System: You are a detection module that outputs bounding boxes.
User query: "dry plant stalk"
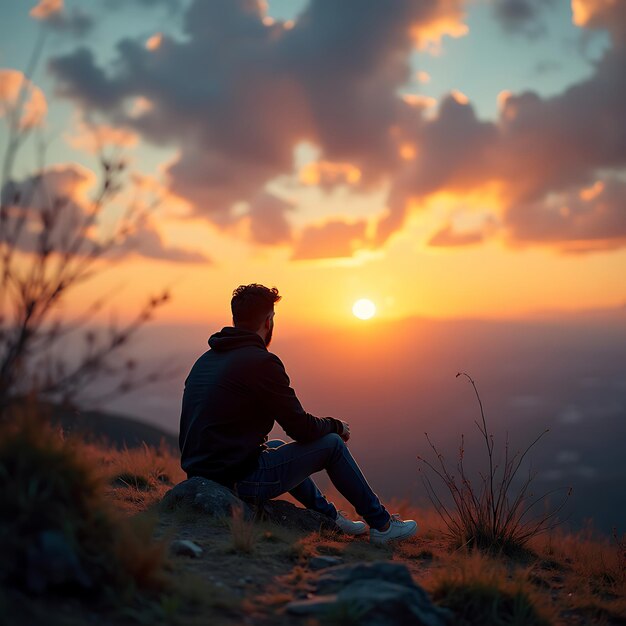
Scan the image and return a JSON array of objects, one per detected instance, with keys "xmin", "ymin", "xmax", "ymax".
[
  {"xmin": 418, "ymin": 372, "xmax": 571, "ymax": 554},
  {"xmin": 229, "ymin": 503, "xmax": 257, "ymax": 554},
  {"xmin": 0, "ymin": 41, "xmax": 175, "ymax": 414}
]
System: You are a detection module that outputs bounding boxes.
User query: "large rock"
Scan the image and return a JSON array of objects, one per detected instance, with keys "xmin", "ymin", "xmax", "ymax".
[
  {"xmin": 161, "ymin": 477, "xmax": 250, "ymax": 517},
  {"xmin": 287, "ymin": 561, "xmax": 452, "ymax": 626},
  {"xmin": 257, "ymin": 499, "xmax": 340, "ymax": 533},
  {"xmin": 161, "ymin": 479, "xmax": 340, "ymax": 532}
]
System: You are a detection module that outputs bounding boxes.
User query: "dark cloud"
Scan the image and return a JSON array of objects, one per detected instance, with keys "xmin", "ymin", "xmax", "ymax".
[
  {"xmin": 504, "ymin": 177, "xmax": 626, "ymax": 253},
  {"xmin": 1, "ymin": 167, "xmax": 92, "ymax": 256},
  {"xmin": 45, "ymin": 7, "xmax": 94, "ymax": 37},
  {"xmin": 104, "ymin": 0, "xmax": 182, "ymax": 13},
  {"xmin": 376, "ymin": 94, "xmax": 497, "ymax": 245},
  {"xmin": 114, "ymin": 214, "xmax": 211, "ymax": 263},
  {"xmin": 1, "ymin": 166, "xmax": 210, "ymax": 264},
  {"xmin": 248, "ymin": 191, "xmax": 293, "ymax": 245},
  {"xmin": 376, "ymin": 36, "xmax": 626, "ymax": 252},
  {"xmin": 48, "ymin": 0, "xmax": 466, "ymax": 243},
  {"xmin": 47, "ymin": 0, "xmax": 626, "ymax": 258},
  {"xmin": 491, "ymin": 0, "xmax": 556, "ymax": 38},
  {"xmin": 572, "ymin": 0, "xmax": 626, "ymax": 45},
  {"xmin": 291, "ymin": 219, "xmax": 367, "ymax": 260}
]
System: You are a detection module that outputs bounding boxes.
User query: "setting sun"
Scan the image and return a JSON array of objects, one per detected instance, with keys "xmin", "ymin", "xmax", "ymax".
[{"xmin": 352, "ymin": 298, "xmax": 376, "ymax": 320}]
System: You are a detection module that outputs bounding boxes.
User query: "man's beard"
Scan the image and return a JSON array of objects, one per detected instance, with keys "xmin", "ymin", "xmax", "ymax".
[{"xmin": 264, "ymin": 321, "xmax": 273, "ymax": 347}]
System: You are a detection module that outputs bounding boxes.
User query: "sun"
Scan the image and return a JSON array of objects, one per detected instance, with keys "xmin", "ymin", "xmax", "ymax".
[{"xmin": 352, "ymin": 298, "xmax": 376, "ymax": 320}]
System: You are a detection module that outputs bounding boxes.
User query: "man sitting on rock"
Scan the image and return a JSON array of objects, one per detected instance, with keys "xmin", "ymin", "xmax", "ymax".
[{"xmin": 179, "ymin": 283, "xmax": 417, "ymax": 544}]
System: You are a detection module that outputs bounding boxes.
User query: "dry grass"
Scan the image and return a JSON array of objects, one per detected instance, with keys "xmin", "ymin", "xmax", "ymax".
[
  {"xmin": 428, "ymin": 550, "xmax": 554, "ymax": 626},
  {"xmin": 6, "ymin": 409, "xmax": 623, "ymax": 626},
  {"xmin": 0, "ymin": 406, "xmax": 173, "ymax": 626},
  {"xmin": 229, "ymin": 503, "xmax": 257, "ymax": 553},
  {"xmin": 529, "ymin": 528, "xmax": 626, "ymax": 622},
  {"xmin": 81, "ymin": 437, "xmax": 185, "ymax": 514}
]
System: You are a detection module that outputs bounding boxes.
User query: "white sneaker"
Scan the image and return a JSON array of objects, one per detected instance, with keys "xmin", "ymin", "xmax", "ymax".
[
  {"xmin": 369, "ymin": 514, "xmax": 418, "ymax": 545},
  {"xmin": 334, "ymin": 510, "xmax": 368, "ymax": 535}
]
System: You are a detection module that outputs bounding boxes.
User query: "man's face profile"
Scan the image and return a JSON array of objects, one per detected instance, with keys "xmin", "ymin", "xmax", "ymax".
[{"xmin": 264, "ymin": 311, "xmax": 275, "ymax": 347}]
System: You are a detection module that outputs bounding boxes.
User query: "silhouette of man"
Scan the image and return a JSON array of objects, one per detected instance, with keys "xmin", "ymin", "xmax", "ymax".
[{"xmin": 179, "ymin": 284, "xmax": 417, "ymax": 543}]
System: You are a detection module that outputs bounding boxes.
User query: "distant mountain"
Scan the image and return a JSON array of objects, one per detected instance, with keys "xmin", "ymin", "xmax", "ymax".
[{"xmin": 48, "ymin": 403, "xmax": 178, "ymax": 451}]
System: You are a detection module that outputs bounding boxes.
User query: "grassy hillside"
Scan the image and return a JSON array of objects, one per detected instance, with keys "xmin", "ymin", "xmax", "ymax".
[
  {"xmin": 1, "ymin": 411, "xmax": 624, "ymax": 626},
  {"xmin": 47, "ymin": 402, "xmax": 178, "ymax": 450}
]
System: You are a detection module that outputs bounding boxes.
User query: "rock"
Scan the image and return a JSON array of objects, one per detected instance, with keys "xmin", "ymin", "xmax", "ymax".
[
  {"xmin": 256, "ymin": 499, "xmax": 340, "ymax": 533},
  {"xmin": 286, "ymin": 594, "xmax": 338, "ymax": 616},
  {"xmin": 287, "ymin": 560, "xmax": 452, "ymax": 626},
  {"xmin": 335, "ymin": 579, "xmax": 451, "ymax": 626},
  {"xmin": 161, "ymin": 477, "xmax": 250, "ymax": 518},
  {"xmin": 315, "ymin": 561, "xmax": 415, "ymax": 594},
  {"xmin": 170, "ymin": 539, "xmax": 203, "ymax": 558},
  {"xmin": 309, "ymin": 555, "xmax": 344, "ymax": 571},
  {"xmin": 161, "ymin": 480, "xmax": 342, "ymax": 532}
]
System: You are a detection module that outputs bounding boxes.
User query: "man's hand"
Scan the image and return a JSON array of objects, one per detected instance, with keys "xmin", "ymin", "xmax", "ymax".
[{"xmin": 339, "ymin": 420, "xmax": 350, "ymax": 442}]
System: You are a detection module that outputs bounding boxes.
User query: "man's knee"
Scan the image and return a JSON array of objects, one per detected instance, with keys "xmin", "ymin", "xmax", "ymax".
[
  {"xmin": 320, "ymin": 432, "xmax": 345, "ymax": 450},
  {"xmin": 266, "ymin": 438, "xmax": 286, "ymax": 449}
]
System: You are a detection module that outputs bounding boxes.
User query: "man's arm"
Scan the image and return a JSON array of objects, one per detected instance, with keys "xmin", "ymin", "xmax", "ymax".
[{"xmin": 256, "ymin": 353, "xmax": 344, "ymax": 442}]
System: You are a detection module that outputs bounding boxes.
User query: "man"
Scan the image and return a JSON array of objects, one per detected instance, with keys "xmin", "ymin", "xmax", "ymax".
[{"xmin": 179, "ymin": 284, "xmax": 417, "ymax": 544}]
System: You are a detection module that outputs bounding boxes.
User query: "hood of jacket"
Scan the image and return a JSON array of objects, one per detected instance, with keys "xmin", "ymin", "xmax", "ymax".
[{"xmin": 208, "ymin": 326, "xmax": 266, "ymax": 352}]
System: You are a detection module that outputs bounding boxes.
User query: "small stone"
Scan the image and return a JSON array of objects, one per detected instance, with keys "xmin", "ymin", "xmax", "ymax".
[
  {"xmin": 170, "ymin": 539, "xmax": 203, "ymax": 558},
  {"xmin": 309, "ymin": 555, "xmax": 344, "ymax": 571},
  {"xmin": 286, "ymin": 594, "xmax": 338, "ymax": 615}
]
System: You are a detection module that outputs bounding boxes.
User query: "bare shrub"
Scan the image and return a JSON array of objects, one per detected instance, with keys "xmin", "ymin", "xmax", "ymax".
[
  {"xmin": 0, "ymin": 400, "xmax": 169, "ymax": 596},
  {"xmin": 418, "ymin": 372, "xmax": 570, "ymax": 554},
  {"xmin": 0, "ymin": 44, "xmax": 175, "ymax": 415}
]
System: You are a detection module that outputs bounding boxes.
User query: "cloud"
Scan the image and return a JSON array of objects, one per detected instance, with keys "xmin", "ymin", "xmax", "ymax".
[
  {"xmin": 65, "ymin": 118, "xmax": 139, "ymax": 153},
  {"xmin": 30, "ymin": 0, "xmax": 63, "ymax": 20},
  {"xmin": 0, "ymin": 165, "xmax": 99, "ymax": 256},
  {"xmin": 0, "ymin": 70, "xmax": 47, "ymax": 129},
  {"xmin": 504, "ymin": 178, "xmax": 626, "ymax": 253},
  {"xmin": 247, "ymin": 191, "xmax": 293, "ymax": 245},
  {"xmin": 114, "ymin": 214, "xmax": 211, "ymax": 263},
  {"xmin": 46, "ymin": 0, "xmax": 626, "ymax": 258},
  {"xmin": 104, "ymin": 0, "xmax": 182, "ymax": 13},
  {"xmin": 428, "ymin": 223, "xmax": 484, "ymax": 247},
  {"xmin": 491, "ymin": 0, "xmax": 556, "ymax": 38},
  {"xmin": 376, "ymin": 95, "xmax": 497, "ymax": 245},
  {"xmin": 291, "ymin": 219, "xmax": 367, "ymax": 260},
  {"xmin": 298, "ymin": 160, "xmax": 362, "ymax": 189},
  {"xmin": 375, "ymin": 33, "xmax": 626, "ymax": 253},
  {"xmin": 30, "ymin": 0, "xmax": 93, "ymax": 37},
  {"xmin": 1, "ymin": 165, "xmax": 210, "ymax": 264},
  {"xmin": 46, "ymin": 8, "xmax": 93, "ymax": 37},
  {"xmin": 48, "ymin": 0, "xmax": 468, "ymax": 239},
  {"xmin": 572, "ymin": 0, "xmax": 626, "ymax": 44}
]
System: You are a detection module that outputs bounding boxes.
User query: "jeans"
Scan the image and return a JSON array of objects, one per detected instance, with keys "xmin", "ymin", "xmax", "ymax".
[{"xmin": 233, "ymin": 433, "xmax": 390, "ymax": 530}]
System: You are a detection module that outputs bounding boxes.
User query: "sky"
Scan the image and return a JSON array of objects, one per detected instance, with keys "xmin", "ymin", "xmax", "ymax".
[
  {"xmin": 1, "ymin": 0, "xmax": 625, "ymax": 328},
  {"xmin": 2, "ymin": 0, "xmax": 625, "ymax": 533}
]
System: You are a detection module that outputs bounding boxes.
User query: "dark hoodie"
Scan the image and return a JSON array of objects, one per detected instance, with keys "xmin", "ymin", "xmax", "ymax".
[{"xmin": 179, "ymin": 327, "xmax": 342, "ymax": 486}]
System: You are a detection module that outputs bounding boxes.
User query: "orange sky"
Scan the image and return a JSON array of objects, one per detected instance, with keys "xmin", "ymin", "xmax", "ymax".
[{"xmin": 2, "ymin": 0, "xmax": 626, "ymax": 328}]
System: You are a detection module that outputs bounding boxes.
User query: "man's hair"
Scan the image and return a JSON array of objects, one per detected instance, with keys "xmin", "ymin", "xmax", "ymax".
[{"xmin": 231, "ymin": 284, "xmax": 281, "ymax": 330}]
